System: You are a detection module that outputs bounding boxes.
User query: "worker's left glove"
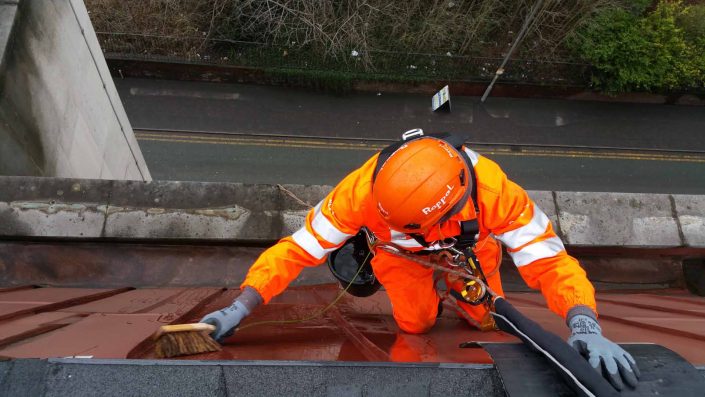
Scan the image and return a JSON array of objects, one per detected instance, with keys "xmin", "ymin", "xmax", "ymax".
[{"xmin": 567, "ymin": 308, "xmax": 640, "ymax": 391}]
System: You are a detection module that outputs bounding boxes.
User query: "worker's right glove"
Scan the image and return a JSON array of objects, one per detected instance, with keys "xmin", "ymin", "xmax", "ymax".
[
  {"xmin": 200, "ymin": 301, "xmax": 249, "ymax": 342},
  {"xmin": 567, "ymin": 307, "xmax": 640, "ymax": 391},
  {"xmin": 200, "ymin": 286, "xmax": 262, "ymax": 342}
]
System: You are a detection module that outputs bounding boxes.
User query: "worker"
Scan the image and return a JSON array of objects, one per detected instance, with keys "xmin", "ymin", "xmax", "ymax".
[{"xmin": 201, "ymin": 130, "xmax": 640, "ymax": 390}]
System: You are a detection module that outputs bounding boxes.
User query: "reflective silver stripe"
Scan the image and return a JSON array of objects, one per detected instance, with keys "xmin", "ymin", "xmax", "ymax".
[
  {"xmin": 391, "ymin": 238, "xmax": 425, "ymax": 249},
  {"xmin": 389, "ymin": 230, "xmax": 451, "ymax": 250},
  {"xmin": 390, "ymin": 230, "xmax": 424, "ymax": 249},
  {"xmin": 311, "ymin": 202, "xmax": 352, "ymax": 245},
  {"xmin": 292, "ymin": 227, "xmax": 335, "ymax": 260},
  {"xmin": 463, "ymin": 147, "xmax": 480, "ymax": 166},
  {"xmin": 390, "ymin": 238, "xmax": 445, "ymax": 251},
  {"xmin": 426, "ymin": 242, "xmax": 447, "ymax": 251},
  {"xmin": 390, "ymin": 230, "xmax": 406, "ymax": 240},
  {"xmin": 510, "ymin": 237, "xmax": 565, "ymax": 267},
  {"xmin": 496, "ymin": 204, "xmax": 550, "ymax": 250}
]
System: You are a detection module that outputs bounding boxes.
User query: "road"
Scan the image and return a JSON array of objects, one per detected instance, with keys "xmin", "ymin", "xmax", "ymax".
[
  {"xmin": 135, "ymin": 130, "xmax": 705, "ymax": 193},
  {"xmin": 115, "ymin": 78, "xmax": 705, "ymax": 193}
]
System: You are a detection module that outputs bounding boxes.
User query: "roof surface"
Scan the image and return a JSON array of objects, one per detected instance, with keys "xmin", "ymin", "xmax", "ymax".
[{"xmin": 1, "ymin": 284, "xmax": 704, "ymax": 365}]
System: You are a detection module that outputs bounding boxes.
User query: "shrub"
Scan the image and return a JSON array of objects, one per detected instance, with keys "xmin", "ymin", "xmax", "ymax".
[
  {"xmin": 677, "ymin": 4, "xmax": 705, "ymax": 39},
  {"xmin": 569, "ymin": 1, "xmax": 704, "ymax": 92}
]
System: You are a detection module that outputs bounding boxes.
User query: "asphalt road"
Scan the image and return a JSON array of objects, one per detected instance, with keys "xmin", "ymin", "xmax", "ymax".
[
  {"xmin": 115, "ymin": 78, "xmax": 705, "ymax": 193},
  {"xmin": 136, "ymin": 131, "xmax": 705, "ymax": 193},
  {"xmin": 117, "ymin": 78, "xmax": 705, "ymax": 151}
]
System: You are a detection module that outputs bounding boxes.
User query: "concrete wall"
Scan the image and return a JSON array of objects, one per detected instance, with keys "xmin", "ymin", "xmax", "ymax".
[
  {"xmin": 0, "ymin": 176, "xmax": 703, "ymax": 250},
  {"xmin": 0, "ymin": 176, "xmax": 700, "ymax": 288},
  {"xmin": 0, "ymin": 0, "xmax": 150, "ymax": 180}
]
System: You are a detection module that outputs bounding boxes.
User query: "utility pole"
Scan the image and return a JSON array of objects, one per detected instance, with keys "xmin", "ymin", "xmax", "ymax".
[{"xmin": 481, "ymin": 0, "xmax": 544, "ymax": 103}]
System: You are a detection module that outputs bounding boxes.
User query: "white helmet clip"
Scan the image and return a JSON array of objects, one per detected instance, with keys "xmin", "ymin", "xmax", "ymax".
[{"xmin": 401, "ymin": 128, "xmax": 424, "ymax": 141}]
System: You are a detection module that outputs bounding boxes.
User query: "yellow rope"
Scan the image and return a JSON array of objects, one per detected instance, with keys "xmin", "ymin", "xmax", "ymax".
[{"xmin": 236, "ymin": 251, "xmax": 371, "ymax": 331}]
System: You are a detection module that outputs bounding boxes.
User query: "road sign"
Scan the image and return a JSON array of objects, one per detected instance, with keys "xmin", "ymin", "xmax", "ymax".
[{"xmin": 432, "ymin": 85, "xmax": 451, "ymax": 112}]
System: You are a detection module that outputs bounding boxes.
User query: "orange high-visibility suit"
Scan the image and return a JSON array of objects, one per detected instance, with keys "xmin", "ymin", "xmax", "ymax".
[{"xmin": 242, "ymin": 147, "xmax": 596, "ymax": 333}]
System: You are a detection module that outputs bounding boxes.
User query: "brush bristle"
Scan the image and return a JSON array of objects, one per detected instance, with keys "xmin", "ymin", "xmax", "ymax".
[{"xmin": 155, "ymin": 331, "xmax": 221, "ymax": 358}]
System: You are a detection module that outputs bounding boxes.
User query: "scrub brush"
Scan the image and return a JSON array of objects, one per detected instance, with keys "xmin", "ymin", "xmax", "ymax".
[{"xmin": 153, "ymin": 323, "xmax": 221, "ymax": 358}]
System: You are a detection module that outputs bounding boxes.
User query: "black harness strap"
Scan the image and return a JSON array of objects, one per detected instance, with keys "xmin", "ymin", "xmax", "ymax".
[
  {"xmin": 456, "ymin": 146, "xmax": 480, "ymax": 248},
  {"xmin": 409, "ymin": 233, "xmax": 431, "ymax": 248},
  {"xmin": 373, "ymin": 132, "xmax": 480, "ymax": 249}
]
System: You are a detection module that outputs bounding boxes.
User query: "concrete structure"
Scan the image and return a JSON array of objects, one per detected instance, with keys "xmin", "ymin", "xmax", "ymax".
[
  {"xmin": 0, "ymin": 176, "xmax": 702, "ymax": 249},
  {"xmin": 0, "ymin": 0, "xmax": 150, "ymax": 180},
  {"xmin": 0, "ymin": 359, "xmax": 502, "ymax": 397},
  {"xmin": 0, "ymin": 176, "xmax": 702, "ymax": 289}
]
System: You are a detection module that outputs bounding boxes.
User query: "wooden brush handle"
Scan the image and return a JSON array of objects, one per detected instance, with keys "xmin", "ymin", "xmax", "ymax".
[{"xmin": 153, "ymin": 323, "xmax": 216, "ymax": 339}]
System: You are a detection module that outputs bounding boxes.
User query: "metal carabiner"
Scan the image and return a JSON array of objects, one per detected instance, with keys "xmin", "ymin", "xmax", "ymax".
[
  {"xmin": 361, "ymin": 227, "xmax": 378, "ymax": 250},
  {"xmin": 436, "ymin": 237, "xmax": 457, "ymax": 249}
]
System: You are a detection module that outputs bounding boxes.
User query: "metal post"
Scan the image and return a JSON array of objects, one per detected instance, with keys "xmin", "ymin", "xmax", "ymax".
[{"xmin": 481, "ymin": 0, "xmax": 544, "ymax": 103}]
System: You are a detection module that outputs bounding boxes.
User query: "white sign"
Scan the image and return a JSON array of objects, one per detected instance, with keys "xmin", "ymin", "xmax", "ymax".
[{"xmin": 432, "ymin": 85, "xmax": 451, "ymax": 112}]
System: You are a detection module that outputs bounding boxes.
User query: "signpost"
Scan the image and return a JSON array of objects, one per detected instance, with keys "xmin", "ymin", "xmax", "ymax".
[{"xmin": 432, "ymin": 85, "xmax": 451, "ymax": 112}]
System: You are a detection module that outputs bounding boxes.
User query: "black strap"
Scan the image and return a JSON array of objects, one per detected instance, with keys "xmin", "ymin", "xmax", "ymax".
[
  {"xmin": 372, "ymin": 132, "xmax": 480, "ymax": 248},
  {"xmin": 409, "ymin": 233, "xmax": 430, "ymax": 248},
  {"xmin": 457, "ymin": 142, "xmax": 479, "ymax": 214},
  {"xmin": 456, "ymin": 219, "xmax": 480, "ymax": 249}
]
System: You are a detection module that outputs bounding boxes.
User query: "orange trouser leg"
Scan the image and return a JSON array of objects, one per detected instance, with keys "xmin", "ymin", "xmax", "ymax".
[
  {"xmin": 446, "ymin": 236, "xmax": 505, "ymax": 329},
  {"xmin": 370, "ymin": 249, "xmax": 439, "ymax": 334}
]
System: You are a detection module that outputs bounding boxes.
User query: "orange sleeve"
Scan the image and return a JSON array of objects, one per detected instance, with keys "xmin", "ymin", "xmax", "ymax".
[
  {"xmin": 241, "ymin": 155, "xmax": 377, "ymax": 303},
  {"xmin": 476, "ymin": 157, "xmax": 596, "ymax": 319}
]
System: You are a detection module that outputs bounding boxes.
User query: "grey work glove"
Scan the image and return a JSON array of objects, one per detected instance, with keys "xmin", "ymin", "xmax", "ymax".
[
  {"xmin": 200, "ymin": 286, "xmax": 262, "ymax": 342},
  {"xmin": 567, "ymin": 308, "xmax": 640, "ymax": 391}
]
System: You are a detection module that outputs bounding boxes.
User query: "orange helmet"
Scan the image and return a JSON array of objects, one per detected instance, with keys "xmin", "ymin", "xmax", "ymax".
[{"xmin": 372, "ymin": 136, "xmax": 471, "ymax": 232}]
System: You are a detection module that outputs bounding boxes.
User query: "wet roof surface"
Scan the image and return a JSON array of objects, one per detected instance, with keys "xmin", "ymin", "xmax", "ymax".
[{"xmin": 1, "ymin": 284, "xmax": 704, "ymax": 364}]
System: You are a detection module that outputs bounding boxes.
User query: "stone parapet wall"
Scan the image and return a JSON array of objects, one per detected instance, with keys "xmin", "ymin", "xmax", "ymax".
[{"xmin": 1, "ymin": 176, "xmax": 703, "ymax": 250}]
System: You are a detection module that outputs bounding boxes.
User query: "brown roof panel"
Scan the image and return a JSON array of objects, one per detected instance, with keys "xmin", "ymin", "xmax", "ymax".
[
  {"xmin": 63, "ymin": 287, "xmax": 222, "ymax": 321},
  {"xmin": 0, "ymin": 287, "xmax": 127, "ymax": 321},
  {"xmin": 0, "ymin": 285, "xmax": 704, "ymax": 365},
  {"xmin": 0, "ymin": 287, "xmax": 222, "ymax": 359},
  {"xmin": 0, "ymin": 303, "xmax": 43, "ymax": 319},
  {"xmin": 0, "ymin": 287, "xmax": 108, "ymax": 302},
  {"xmin": 0, "ymin": 312, "xmax": 83, "ymax": 349},
  {"xmin": 0, "ymin": 286, "xmax": 36, "ymax": 294},
  {"xmin": 0, "ymin": 313, "xmax": 163, "ymax": 358},
  {"xmin": 61, "ymin": 288, "xmax": 187, "ymax": 313}
]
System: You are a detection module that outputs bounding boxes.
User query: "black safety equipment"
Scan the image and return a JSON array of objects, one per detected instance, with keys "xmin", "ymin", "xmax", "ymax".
[
  {"xmin": 327, "ymin": 231, "xmax": 381, "ymax": 297},
  {"xmin": 490, "ymin": 297, "xmax": 620, "ymax": 397}
]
